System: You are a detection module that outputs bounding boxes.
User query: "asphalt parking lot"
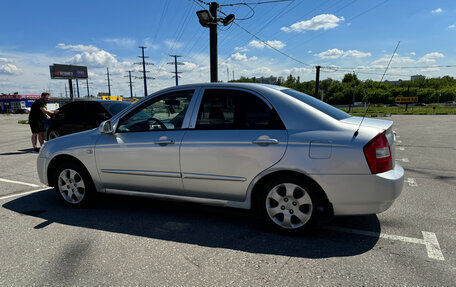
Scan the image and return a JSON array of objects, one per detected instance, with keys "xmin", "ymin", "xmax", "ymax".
[{"xmin": 0, "ymin": 114, "xmax": 455, "ymax": 286}]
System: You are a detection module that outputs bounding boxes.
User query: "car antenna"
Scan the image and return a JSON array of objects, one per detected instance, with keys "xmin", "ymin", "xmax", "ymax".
[{"xmin": 354, "ymin": 41, "xmax": 400, "ymax": 137}]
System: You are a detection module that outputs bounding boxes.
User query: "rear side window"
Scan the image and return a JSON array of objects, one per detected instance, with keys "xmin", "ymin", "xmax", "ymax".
[
  {"xmin": 282, "ymin": 89, "xmax": 350, "ymax": 120},
  {"xmin": 196, "ymin": 89, "xmax": 285, "ymax": 130}
]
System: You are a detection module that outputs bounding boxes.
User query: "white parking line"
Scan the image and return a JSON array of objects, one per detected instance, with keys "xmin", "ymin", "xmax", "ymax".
[
  {"xmin": 325, "ymin": 226, "xmax": 445, "ymax": 261},
  {"xmin": 398, "ymin": 147, "xmax": 405, "ymax": 151},
  {"xmin": 405, "ymin": 178, "xmax": 418, "ymax": 187},
  {"xmin": 396, "ymin": 158, "xmax": 409, "ymax": 163},
  {"xmin": 0, "ymin": 187, "xmax": 51, "ymax": 201},
  {"xmin": 0, "ymin": 178, "xmax": 40, "ymax": 187}
]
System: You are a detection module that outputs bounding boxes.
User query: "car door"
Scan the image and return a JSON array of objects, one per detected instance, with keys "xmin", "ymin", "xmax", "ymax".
[
  {"xmin": 180, "ymin": 88, "xmax": 288, "ymax": 201},
  {"xmin": 95, "ymin": 89, "xmax": 196, "ymax": 194}
]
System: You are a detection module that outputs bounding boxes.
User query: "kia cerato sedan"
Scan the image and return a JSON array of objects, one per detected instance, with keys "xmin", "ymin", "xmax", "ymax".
[{"xmin": 37, "ymin": 83, "xmax": 404, "ymax": 235}]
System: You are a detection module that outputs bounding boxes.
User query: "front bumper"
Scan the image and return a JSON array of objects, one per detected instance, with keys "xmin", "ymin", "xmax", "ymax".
[
  {"xmin": 312, "ymin": 163, "xmax": 404, "ymax": 216},
  {"xmin": 37, "ymin": 156, "xmax": 49, "ymax": 186}
]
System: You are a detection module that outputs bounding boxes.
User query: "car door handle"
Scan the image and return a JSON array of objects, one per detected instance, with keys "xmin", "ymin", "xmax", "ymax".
[
  {"xmin": 154, "ymin": 139, "xmax": 175, "ymax": 145},
  {"xmin": 252, "ymin": 138, "xmax": 279, "ymax": 145}
]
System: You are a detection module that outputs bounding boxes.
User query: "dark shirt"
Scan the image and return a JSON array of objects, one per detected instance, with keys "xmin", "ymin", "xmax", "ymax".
[{"xmin": 29, "ymin": 98, "xmax": 46, "ymax": 123}]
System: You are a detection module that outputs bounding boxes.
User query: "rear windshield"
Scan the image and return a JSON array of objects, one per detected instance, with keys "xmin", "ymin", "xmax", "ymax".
[
  {"xmin": 282, "ymin": 89, "xmax": 350, "ymax": 120},
  {"xmin": 100, "ymin": 102, "xmax": 131, "ymax": 115}
]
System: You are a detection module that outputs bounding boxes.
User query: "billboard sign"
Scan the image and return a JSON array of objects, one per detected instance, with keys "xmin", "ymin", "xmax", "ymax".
[
  {"xmin": 49, "ymin": 64, "xmax": 88, "ymax": 79},
  {"xmin": 395, "ymin": 97, "xmax": 418, "ymax": 103}
]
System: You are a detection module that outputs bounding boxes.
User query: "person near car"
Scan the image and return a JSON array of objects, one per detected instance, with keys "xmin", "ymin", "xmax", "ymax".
[{"xmin": 29, "ymin": 92, "xmax": 58, "ymax": 152}]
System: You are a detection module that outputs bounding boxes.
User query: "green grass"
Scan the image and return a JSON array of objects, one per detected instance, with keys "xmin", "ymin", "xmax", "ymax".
[
  {"xmin": 18, "ymin": 120, "xmax": 29, "ymax": 124},
  {"xmin": 340, "ymin": 105, "xmax": 456, "ymax": 117}
]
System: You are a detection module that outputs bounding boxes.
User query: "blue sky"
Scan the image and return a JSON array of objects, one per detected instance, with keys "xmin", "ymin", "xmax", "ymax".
[{"xmin": 1, "ymin": 0, "xmax": 456, "ymax": 97}]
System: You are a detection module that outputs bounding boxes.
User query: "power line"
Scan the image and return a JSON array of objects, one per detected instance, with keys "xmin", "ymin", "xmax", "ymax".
[
  {"xmin": 220, "ymin": 12, "xmax": 314, "ymax": 67},
  {"xmin": 220, "ymin": 0, "xmax": 293, "ymax": 6},
  {"xmin": 381, "ymin": 41, "xmax": 400, "ymax": 82}
]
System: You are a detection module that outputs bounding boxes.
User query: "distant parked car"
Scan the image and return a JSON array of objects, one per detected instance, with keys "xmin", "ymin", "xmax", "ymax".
[
  {"xmin": 415, "ymin": 103, "xmax": 427, "ymax": 106},
  {"xmin": 37, "ymin": 83, "xmax": 404, "ymax": 235},
  {"xmin": 387, "ymin": 103, "xmax": 400, "ymax": 107},
  {"xmin": 45, "ymin": 100, "xmax": 131, "ymax": 140}
]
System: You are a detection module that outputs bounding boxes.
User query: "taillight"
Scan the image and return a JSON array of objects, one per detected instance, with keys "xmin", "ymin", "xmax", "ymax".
[{"xmin": 363, "ymin": 131, "xmax": 392, "ymax": 174}]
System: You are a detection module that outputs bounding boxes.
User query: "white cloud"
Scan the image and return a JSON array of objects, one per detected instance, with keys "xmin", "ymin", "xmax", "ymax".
[
  {"xmin": 0, "ymin": 63, "xmax": 22, "ymax": 75},
  {"xmin": 417, "ymin": 52, "xmax": 444, "ymax": 63},
  {"xmin": 281, "ymin": 14, "xmax": 344, "ymax": 32},
  {"xmin": 229, "ymin": 52, "xmax": 258, "ymax": 62},
  {"xmin": 249, "ymin": 40, "xmax": 286, "ymax": 50},
  {"xmin": 104, "ymin": 38, "xmax": 136, "ymax": 48},
  {"xmin": 0, "ymin": 57, "xmax": 13, "ymax": 63},
  {"xmin": 431, "ymin": 8, "xmax": 442, "ymax": 14},
  {"xmin": 315, "ymin": 48, "xmax": 370, "ymax": 59},
  {"xmin": 371, "ymin": 54, "xmax": 415, "ymax": 66},
  {"xmin": 164, "ymin": 40, "xmax": 183, "ymax": 49},
  {"xmin": 235, "ymin": 46, "xmax": 248, "ymax": 52},
  {"xmin": 343, "ymin": 50, "xmax": 371, "ymax": 58},
  {"xmin": 410, "ymin": 52, "xmax": 416, "ymax": 56},
  {"xmin": 143, "ymin": 38, "xmax": 160, "ymax": 50},
  {"xmin": 56, "ymin": 43, "xmax": 126, "ymax": 68},
  {"xmin": 56, "ymin": 43, "xmax": 99, "ymax": 53},
  {"xmin": 448, "ymin": 24, "xmax": 456, "ymax": 29}
]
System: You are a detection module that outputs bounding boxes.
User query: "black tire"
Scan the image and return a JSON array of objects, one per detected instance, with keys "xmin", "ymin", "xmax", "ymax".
[
  {"xmin": 54, "ymin": 162, "xmax": 95, "ymax": 208},
  {"xmin": 256, "ymin": 175, "xmax": 325, "ymax": 235},
  {"xmin": 48, "ymin": 130, "xmax": 60, "ymax": 140}
]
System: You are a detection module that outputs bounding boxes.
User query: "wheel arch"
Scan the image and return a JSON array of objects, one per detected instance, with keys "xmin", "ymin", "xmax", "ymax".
[
  {"xmin": 250, "ymin": 170, "xmax": 334, "ymax": 218},
  {"xmin": 47, "ymin": 154, "xmax": 91, "ymax": 187}
]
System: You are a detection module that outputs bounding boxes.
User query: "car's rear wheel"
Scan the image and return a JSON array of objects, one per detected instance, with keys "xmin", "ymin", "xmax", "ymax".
[
  {"xmin": 54, "ymin": 162, "xmax": 95, "ymax": 208},
  {"xmin": 48, "ymin": 130, "xmax": 60, "ymax": 140},
  {"xmin": 257, "ymin": 176, "xmax": 324, "ymax": 235}
]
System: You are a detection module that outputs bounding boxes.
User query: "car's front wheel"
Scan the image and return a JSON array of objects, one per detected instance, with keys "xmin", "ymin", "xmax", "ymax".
[
  {"xmin": 54, "ymin": 162, "xmax": 95, "ymax": 207},
  {"xmin": 257, "ymin": 176, "xmax": 324, "ymax": 235}
]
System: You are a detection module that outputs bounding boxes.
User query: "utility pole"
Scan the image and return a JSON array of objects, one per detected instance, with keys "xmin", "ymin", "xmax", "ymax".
[
  {"xmin": 64, "ymin": 83, "xmax": 68, "ymax": 98},
  {"xmin": 315, "ymin": 65, "xmax": 321, "ymax": 99},
  {"xmin": 86, "ymin": 79, "xmax": 93, "ymax": 97},
  {"xmin": 76, "ymin": 78, "xmax": 80, "ymax": 98},
  {"xmin": 196, "ymin": 2, "xmax": 234, "ymax": 82},
  {"xmin": 227, "ymin": 67, "xmax": 229, "ymax": 82},
  {"xmin": 106, "ymin": 67, "xmax": 112, "ymax": 97},
  {"xmin": 209, "ymin": 2, "xmax": 218, "ymax": 82},
  {"xmin": 167, "ymin": 55, "xmax": 184, "ymax": 86},
  {"xmin": 68, "ymin": 79, "xmax": 74, "ymax": 100},
  {"xmin": 136, "ymin": 46, "xmax": 154, "ymax": 97},
  {"xmin": 124, "ymin": 71, "xmax": 134, "ymax": 98}
]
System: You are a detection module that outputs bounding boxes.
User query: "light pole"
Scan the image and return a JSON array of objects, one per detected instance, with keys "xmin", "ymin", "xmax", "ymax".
[{"xmin": 196, "ymin": 2, "xmax": 235, "ymax": 82}]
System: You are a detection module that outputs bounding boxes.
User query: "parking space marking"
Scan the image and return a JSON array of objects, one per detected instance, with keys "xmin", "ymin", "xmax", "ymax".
[
  {"xmin": 0, "ymin": 178, "xmax": 40, "ymax": 187},
  {"xmin": 405, "ymin": 178, "xmax": 418, "ymax": 187},
  {"xmin": 396, "ymin": 158, "xmax": 409, "ymax": 163},
  {"xmin": 398, "ymin": 147, "xmax": 405, "ymax": 151},
  {"xmin": 325, "ymin": 226, "xmax": 445, "ymax": 261},
  {"xmin": 0, "ymin": 187, "xmax": 51, "ymax": 201}
]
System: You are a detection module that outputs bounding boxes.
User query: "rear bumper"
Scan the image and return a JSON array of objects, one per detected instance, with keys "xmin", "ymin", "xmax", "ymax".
[{"xmin": 312, "ymin": 164, "xmax": 404, "ymax": 215}]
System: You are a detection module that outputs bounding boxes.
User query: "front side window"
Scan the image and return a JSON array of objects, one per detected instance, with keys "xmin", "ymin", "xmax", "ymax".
[
  {"xmin": 196, "ymin": 89, "xmax": 285, "ymax": 130},
  {"xmin": 117, "ymin": 90, "xmax": 193, "ymax": 132}
]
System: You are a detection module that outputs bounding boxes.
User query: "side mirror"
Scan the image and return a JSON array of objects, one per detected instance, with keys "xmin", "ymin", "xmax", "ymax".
[{"xmin": 99, "ymin": 120, "xmax": 113, "ymax": 134}]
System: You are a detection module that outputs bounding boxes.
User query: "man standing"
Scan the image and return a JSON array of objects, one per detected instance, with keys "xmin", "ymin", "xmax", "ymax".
[{"xmin": 29, "ymin": 92, "xmax": 58, "ymax": 152}]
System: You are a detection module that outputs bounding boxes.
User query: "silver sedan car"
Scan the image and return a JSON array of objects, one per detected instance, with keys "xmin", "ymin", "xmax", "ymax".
[{"xmin": 37, "ymin": 83, "xmax": 404, "ymax": 234}]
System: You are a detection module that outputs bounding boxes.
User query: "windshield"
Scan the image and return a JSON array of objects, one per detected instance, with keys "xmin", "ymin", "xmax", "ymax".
[
  {"xmin": 99, "ymin": 101, "xmax": 131, "ymax": 115},
  {"xmin": 282, "ymin": 89, "xmax": 350, "ymax": 120}
]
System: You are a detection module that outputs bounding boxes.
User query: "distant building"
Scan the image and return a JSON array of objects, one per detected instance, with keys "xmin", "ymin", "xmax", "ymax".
[
  {"xmin": 411, "ymin": 74, "xmax": 425, "ymax": 81},
  {"xmin": 0, "ymin": 94, "xmax": 40, "ymax": 113}
]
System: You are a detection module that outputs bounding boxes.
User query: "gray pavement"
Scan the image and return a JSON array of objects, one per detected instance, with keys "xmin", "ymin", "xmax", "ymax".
[{"xmin": 0, "ymin": 114, "xmax": 455, "ymax": 286}]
